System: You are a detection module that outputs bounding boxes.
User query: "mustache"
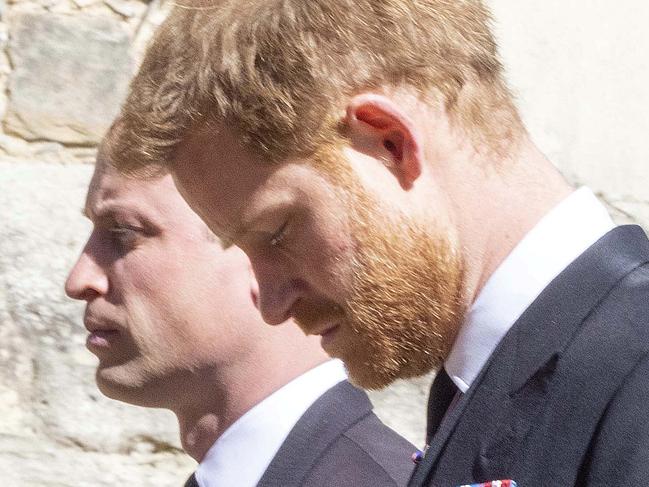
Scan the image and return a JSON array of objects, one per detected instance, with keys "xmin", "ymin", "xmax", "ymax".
[
  {"xmin": 292, "ymin": 300, "xmax": 345, "ymax": 332},
  {"xmin": 83, "ymin": 308, "xmax": 123, "ymax": 332}
]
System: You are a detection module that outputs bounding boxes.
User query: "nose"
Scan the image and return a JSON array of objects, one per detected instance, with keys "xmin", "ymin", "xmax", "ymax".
[
  {"xmin": 252, "ymin": 259, "xmax": 305, "ymax": 326},
  {"xmin": 65, "ymin": 248, "xmax": 109, "ymax": 301}
]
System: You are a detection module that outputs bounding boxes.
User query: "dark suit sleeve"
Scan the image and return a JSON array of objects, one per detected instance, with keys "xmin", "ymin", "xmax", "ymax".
[{"xmin": 581, "ymin": 353, "xmax": 649, "ymax": 486}]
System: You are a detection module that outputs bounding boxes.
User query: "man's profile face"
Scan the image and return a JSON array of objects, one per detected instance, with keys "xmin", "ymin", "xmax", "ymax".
[
  {"xmin": 65, "ymin": 159, "xmax": 262, "ymax": 406},
  {"xmin": 173, "ymin": 129, "xmax": 466, "ymax": 389}
]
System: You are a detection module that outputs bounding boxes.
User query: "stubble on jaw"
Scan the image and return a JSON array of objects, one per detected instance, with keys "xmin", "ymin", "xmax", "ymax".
[{"xmin": 303, "ymin": 147, "xmax": 467, "ymax": 390}]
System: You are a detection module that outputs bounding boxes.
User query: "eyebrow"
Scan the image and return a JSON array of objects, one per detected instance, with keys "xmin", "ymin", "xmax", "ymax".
[{"xmin": 81, "ymin": 203, "xmax": 149, "ymax": 224}]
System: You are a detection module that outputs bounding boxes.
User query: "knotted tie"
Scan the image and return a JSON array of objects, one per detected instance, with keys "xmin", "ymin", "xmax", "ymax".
[
  {"xmin": 184, "ymin": 472, "xmax": 199, "ymax": 487},
  {"xmin": 409, "ymin": 368, "xmax": 461, "ymax": 486},
  {"xmin": 426, "ymin": 367, "xmax": 460, "ymax": 444}
]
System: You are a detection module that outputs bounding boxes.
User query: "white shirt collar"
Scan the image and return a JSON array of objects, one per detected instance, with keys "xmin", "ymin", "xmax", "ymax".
[
  {"xmin": 445, "ymin": 187, "xmax": 615, "ymax": 393},
  {"xmin": 195, "ymin": 359, "xmax": 347, "ymax": 487}
]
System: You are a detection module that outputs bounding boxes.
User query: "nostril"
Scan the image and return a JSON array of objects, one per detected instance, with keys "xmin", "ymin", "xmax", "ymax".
[
  {"xmin": 64, "ymin": 274, "xmax": 80, "ymax": 300},
  {"xmin": 259, "ymin": 294, "xmax": 293, "ymax": 326}
]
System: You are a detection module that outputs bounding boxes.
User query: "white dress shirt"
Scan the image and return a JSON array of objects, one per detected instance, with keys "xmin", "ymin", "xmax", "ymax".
[
  {"xmin": 445, "ymin": 187, "xmax": 615, "ymax": 393},
  {"xmin": 195, "ymin": 359, "xmax": 347, "ymax": 487}
]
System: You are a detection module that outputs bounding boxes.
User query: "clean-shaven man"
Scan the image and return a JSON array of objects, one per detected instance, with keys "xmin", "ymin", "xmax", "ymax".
[
  {"xmin": 107, "ymin": 1, "xmax": 649, "ymax": 486},
  {"xmin": 64, "ymin": 132, "xmax": 415, "ymax": 487}
]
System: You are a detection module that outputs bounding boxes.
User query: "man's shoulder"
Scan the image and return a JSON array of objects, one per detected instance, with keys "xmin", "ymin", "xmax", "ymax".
[
  {"xmin": 422, "ymin": 226, "xmax": 649, "ymax": 487},
  {"xmin": 548, "ymin": 229, "xmax": 649, "ymax": 423},
  {"xmin": 588, "ymin": 253, "xmax": 649, "ymax": 349},
  {"xmin": 516, "ymin": 228, "xmax": 649, "ymax": 484},
  {"xmin": 552, "ymin": 224, "xmax": 649, "ymax": 352},
  {"xmin": 308, "ymin": 419, "xmax": 415, "ymax": 487},
  {"xmin": 259, "ymin": 380, "xmax": 415, "ymax": 487},
  {"xmin": 303, "ymin": 381, "xmax": 415, "ymax": 486},
  {"xmin": 613, "ymin": 259, "xmax": 649, "ymax": 337}
]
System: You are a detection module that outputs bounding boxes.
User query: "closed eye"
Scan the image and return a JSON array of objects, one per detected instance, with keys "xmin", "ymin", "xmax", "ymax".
[
  {"xmin": 108, "ymin": 224, "xmax": 141, "ymax": 251},
  {"xmin": 269, "ymin": 220, "xmax": 289, "ymax": 248},
  {"xmin": 109, "ymin": 224, "xmax": 140, "ymax": 236}
]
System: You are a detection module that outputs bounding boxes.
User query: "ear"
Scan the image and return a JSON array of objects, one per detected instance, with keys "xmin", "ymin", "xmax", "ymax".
[{"xmin": 345, "ymin": 93, "xmax": 424, "ymax": 190}]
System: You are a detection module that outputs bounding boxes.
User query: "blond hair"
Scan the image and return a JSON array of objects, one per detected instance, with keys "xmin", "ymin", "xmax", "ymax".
[{"xmin": 114, "ymin": 0, "xmax": 521, "ymax": 175}]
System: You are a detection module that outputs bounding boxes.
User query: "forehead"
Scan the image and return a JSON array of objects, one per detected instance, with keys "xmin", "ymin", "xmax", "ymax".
[
  {"xmin": 86, "ymin": 161, "xmax": 197, "ymax": 227},
  {"xmin": 172, "ymin": 128, "xmax": 338, "ymax": 239}
]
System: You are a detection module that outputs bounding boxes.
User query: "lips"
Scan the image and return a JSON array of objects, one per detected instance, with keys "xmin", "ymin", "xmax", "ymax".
[
  {"xmin": 315, "ymin": 323, "xmax": 341, "ymax": 351},
  {"xmin": 86, "ymin": 330, "xmax": 120, "ymax": 349},
  {"xmin": 84, "ymin": 313, "xmax": 121, "ymax": 350}
]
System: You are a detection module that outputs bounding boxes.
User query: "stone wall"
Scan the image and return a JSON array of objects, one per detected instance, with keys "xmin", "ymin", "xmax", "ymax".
[
  {"xmin": 0, "ymin": 1, "xmax": 647, "ymax": 486},
  {"xmin": 0, "ymin": 2, "xmax": 198, "ymax": 486}
]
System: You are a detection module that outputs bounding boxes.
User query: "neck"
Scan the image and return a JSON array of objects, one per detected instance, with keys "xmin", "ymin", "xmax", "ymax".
[
  {"xmin": 171, "ymin": 339, "xmax": 329, "ymax": 462},
  {"xmin": 177, "ymin": 413, "xmax": 223, "ymax": 463},
  {"xmin": 172, "ymin": 379, "xmax": 234, "ymax": 462},
  {"xmin": 451, "ymin": 136, "xmax": 573, "ymax": 306}
]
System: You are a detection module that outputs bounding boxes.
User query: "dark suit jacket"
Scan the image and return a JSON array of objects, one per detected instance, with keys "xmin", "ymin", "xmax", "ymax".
[
  {"xmin": 409, "ymin": 225, "xmax": 649, "ymax": 487},
  {"xmin": 243, "ymin": 379, "xmax": 412, "ymax": 487}
]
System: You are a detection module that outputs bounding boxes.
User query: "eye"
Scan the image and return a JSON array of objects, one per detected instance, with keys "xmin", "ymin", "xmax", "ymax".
[
  {"xmin": 269, "ymin": 220, "xmax": 289, "ymax": 248},
  {"xmin": 108, "ymin": 224, "xmax": 140, "ymax": 251}
]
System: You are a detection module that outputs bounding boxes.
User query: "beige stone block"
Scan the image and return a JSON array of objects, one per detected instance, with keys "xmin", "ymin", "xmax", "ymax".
[{"xmin": 5, "ymin": 12, "xmax": 132, "ymax": 145}]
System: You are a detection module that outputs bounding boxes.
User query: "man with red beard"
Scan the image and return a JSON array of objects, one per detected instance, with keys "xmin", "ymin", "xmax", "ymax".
[
  {"xmin": 64, "ymin": 135, "xmax": 415, "ymax": 487},
  {"xmin": 107, "ymin": 1, "xmax": 649, "ymax": 486}
]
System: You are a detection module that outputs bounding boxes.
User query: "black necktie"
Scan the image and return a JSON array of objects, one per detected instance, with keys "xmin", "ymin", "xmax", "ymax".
[
  {"xmin": 426, "ymin": 367, "xmax": 459, "ymax": 444},
  {"xmin": 409, "ymin": 369, "xmax": 460, "ymax": 487},
  {"xmin": 184, "ymin": 473, "xmax": 199, "ymax": 487}
]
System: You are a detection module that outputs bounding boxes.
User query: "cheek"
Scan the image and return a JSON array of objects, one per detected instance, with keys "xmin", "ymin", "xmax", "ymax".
[
  {"xmin": 112, "ymin": 255, "xmax": 185, "ymax": 315},
  {"xmin": 295, "ymin": 232, "xmax": 355, "ymax": 299}
]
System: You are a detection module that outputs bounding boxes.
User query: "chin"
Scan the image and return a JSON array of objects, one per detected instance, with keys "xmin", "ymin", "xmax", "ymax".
[
  {"xmin": 338, "ymin": 339, "xmax": 442, "ymax": 391},
  {"xmin": 95, "ymin": 366, "xmax": 169, "ymax": 409},
  {"xmin": 343, "ymin": 360, "xmax": 400, "ymax": 391},
  {"xmin": 345, "ymin": 360, "xmax": 435, "ymax": 391}
]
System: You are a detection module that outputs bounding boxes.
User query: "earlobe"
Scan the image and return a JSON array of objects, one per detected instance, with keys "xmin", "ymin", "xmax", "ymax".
[{"xmin": 345, "ymin": 94, "xmax": 423, "ymax": 190}]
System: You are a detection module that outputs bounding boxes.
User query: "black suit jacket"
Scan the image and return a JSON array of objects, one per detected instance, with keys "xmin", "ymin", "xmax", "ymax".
[
  {"xmin": 257, "ymin": 380, "xmax": 415, "ymax": 486},
  {"xmin": 409, "ymin": 225, "xmax": 649, "ymax": 487}
]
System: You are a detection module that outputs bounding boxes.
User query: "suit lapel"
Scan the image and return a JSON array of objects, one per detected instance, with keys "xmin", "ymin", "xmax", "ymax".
[
  {"xmin": 409, "ymin": 225, "xmax": 649, "ymax": 487},
  {"xmin": 407, "ymin": 359, "xmax": 487, "ymax": 486},
  {"xmin": 257, "ymin": 380, "xmax": 373, "ymax": 487},
  {"xmin": 505, "ymin": 225, "xmax": 649, "ymax": 395}
]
